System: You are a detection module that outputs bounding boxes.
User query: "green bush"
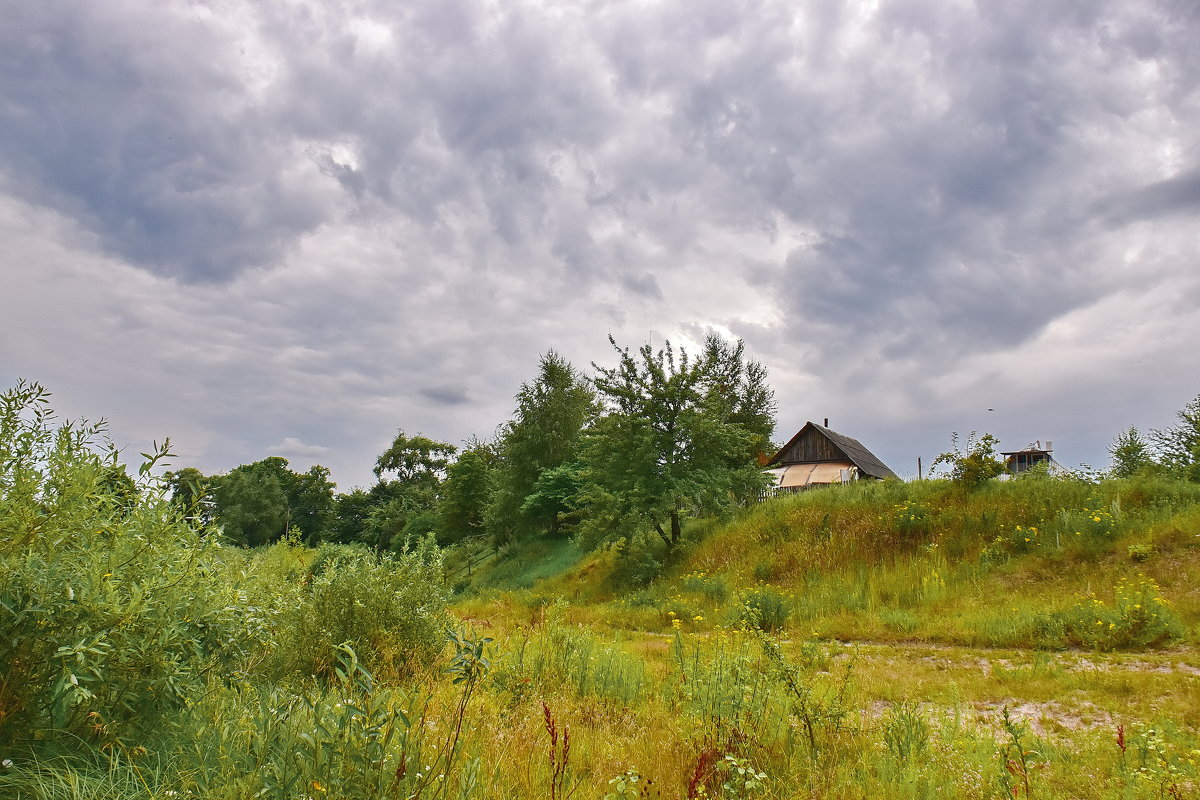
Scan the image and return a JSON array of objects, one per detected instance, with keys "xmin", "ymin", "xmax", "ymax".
[
  {"xmin": 264, "ymin": 537, "xmax": 450, "ymax": 679},
  {"xmin": 0, "ymin": 382, "xmax": 254, "ymax": 748},
  {"xmin": 1056, "ymin": 574, "xmax": 1184, "ymax": 650},
  {"xmin": 737, "ymin": 586, "xmax": 792, "ymax": 632},
  {"xmin": 179, "ymin": 646, "xmax": 424, "ymax": 800}
]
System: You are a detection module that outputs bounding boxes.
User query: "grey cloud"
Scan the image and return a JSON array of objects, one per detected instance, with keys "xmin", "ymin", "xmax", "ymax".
[
  {"xmin": 1102, "ymin": 165, "xmax": 1200, "ymax": 224},
  {"xmin": 3, "ymin": 0, "xmax": 1199, "ymax": 489},
  {"xmin": 619, "ymin": 271, "xmax": 664, "ymax": 301},
  {"xmin": 419, "ymin": 385, "xmax": 472, "ymax": 406},
  {"xmin": 0, "ymin": 3, "xmax": 337, "ymax": 282}
]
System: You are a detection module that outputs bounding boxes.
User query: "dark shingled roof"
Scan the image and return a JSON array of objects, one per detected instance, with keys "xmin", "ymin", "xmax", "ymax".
[{"xmin": 767, "ymin": 421, "xmax": 899, "ymax": 480}]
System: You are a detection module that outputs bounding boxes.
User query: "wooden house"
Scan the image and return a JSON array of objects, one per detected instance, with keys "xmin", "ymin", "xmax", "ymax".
[
  {"xmin": 764, "ymin": 420, "xmax": 898, "ymax": 492},
  {"xmin": 1001, "ymin": 442, "xmax": 1059, "ymax": 475}
]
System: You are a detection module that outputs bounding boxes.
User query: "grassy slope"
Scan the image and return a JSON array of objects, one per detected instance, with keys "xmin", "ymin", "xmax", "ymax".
[
  {"xmin": 457, "ymin": 475, "xmax": 1200, "ymax": 649},
  {"xmin": 440, "ymin": 476, "xmax": 1200, "ymax": 797}
]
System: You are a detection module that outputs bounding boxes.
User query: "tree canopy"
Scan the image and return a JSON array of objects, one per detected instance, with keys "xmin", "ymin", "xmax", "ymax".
[
  {"xmin": 487, "ymin": 350, "xmax": 597, "ymax": 544},
  {"xmin": 576, "ymin": 333, "xmax": 775, "ymax": 549}
]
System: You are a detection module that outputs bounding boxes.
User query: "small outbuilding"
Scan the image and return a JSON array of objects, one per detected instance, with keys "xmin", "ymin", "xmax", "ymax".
[
  {"xmin": 1001, "ymin": 441, "xmax": 1060, "ymax": 475},
  {"xmin": 764, "ymin": 420, "xmax": 898, "ymax": 493}
]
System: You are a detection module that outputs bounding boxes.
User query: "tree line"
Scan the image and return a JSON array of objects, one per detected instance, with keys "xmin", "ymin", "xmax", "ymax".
[
  {"xmin": 165, "ymin": 332, "xmax": 776, "ymax": 553},
  {"xmin": 167, "ymin": 330, "xmax": 1200, "ymax": 552}
]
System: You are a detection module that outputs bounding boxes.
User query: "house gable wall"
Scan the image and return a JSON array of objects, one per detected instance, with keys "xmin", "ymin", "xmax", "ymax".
[{"xmin": 776, "ymin": 428, "xmax": 846, "ymax": 464}]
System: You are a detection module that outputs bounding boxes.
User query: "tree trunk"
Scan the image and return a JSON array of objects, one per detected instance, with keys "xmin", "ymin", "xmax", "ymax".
[{"xmin": 654, "ymin": 522, "xmax": 672, "ymax": 547}]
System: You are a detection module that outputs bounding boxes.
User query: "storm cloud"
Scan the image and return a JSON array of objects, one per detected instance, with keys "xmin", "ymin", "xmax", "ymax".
[{"xmin": 2, "ymin": 0, "xmax": 1198, "ymax": 488}]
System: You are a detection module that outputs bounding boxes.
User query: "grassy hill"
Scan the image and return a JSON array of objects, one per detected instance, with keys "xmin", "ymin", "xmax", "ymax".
[{"xmin": 456, "ymin": 474, "xmax": 1200, "ymax": 649}]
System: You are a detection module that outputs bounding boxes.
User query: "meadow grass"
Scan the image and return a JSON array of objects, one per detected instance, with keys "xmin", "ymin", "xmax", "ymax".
[{"xmin": 7, "ymin": 434, "xmax": 1200, "ymax": 800}]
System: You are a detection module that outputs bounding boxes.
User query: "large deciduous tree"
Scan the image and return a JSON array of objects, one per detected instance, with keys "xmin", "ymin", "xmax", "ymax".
[
  {"xmin": 577, "ymin": 333, "xmax": 775, "ymax": 550},
  {"xmin": 488, "ymin": 351, "xmax": 598, "ymax": 544},
  {"xmin": 212, "ymin": 462, "xmax": 290, "ymax": 547},
  {"xmin": 210, "ymin": 456, "xmax": 335, "ymax": 546},
  {"xmin": 436, "ymin": 439, "xmax": 497, "ymax": 545},
  {"xmin": 364, "ymin": 431, "xmax": 457, "ymax": 550}
]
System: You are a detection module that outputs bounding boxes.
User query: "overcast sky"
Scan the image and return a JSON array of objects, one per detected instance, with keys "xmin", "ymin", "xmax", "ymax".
[{"xmin": 3, "ymin": 0, "xmax": 1198, "ymax": 490}]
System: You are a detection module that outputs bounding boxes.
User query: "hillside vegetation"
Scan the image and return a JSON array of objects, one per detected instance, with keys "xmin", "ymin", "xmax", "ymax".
[
  {"xmin": 4, "ymin": 380, "xmax": 1200, "ymax": 799},
  {"xmin": 457, "ymin": 475, "xmax": 1200, "ymax": 652}
]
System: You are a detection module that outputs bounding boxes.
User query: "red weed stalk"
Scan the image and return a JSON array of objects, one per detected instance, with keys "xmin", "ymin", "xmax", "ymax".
[{"xmin": 543, "ymin": 701, "xmax": 574, "ymax": 800}]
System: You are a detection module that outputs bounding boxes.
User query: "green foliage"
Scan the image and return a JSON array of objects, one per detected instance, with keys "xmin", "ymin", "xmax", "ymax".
[
  {"xmin": 518, "ymin": 461, "xmax": 585, "ymax": 533},
  {"xmin": 882, "ymin": 701, "xmax": 930, "ymax": 761},
  {"xmin": 324, "ymin": 487, "xmax": 376, "ymax": 544},
  {"xmin": 374, "ymin": 430, "xmax": 457, "ymax": 485},
  {"xmin": 0, "ymin": 381, "xmax": 253, "ymax": 747},
  {"xmin": 605, "ymin": 537, "xmax": 666, "ymax": 590},
  {"xmin": 578, "ymin": 333, "xmax": 774, "ymax": 551},
  {"xmin": 163, "ymin": 465, "xmax": 215, "ymax": 527},
  {"xmin": 466, "ymin": 534, "xmax": 582, "ymax": 592},
  {"xmin": 213, "ymin": 461, "xmax": 290, "ymax": 546},
  {"xmin": 488, "ymin": 351, "xmax": 598, "ymax": 544},
  {"xmin": 1152, "ymin": 393, "xmax": 1200, "ymax": 481},
  {"xmin": 737, "ymin": 586, "xmax": 793, "ymax": 632},
  {"xmin": 181, "ymin": 645, "xmax": 423, "ymax": 800},
  {"xmin": 714, "ymin": 755, "xmax": 768, "ymax": 797},
  {"xmin": 436, "ymin": 441, "xmax": 497, "ymax": 546},
  {"xmin": 206, "ymin": 457, "xmax": 335, "ymax": 546},
  {"xmin": 756, "ymin": 632, "xmax": 854, "ymax": 758},
  {"xmin": 603, "ymin": 770, "xmax": 648, "ymax": 800},
  {"xmin": 347, "ymin": 430, "xmax": 457, "ymax": 550},
  {"xmin": 1054, "ymin": 574, "xmax": 1184, "ymax": 650},
  {"xmin": 931, "ymin": 431, "xmax": 1006, "ymax": 487},
  {"xmin": 491, "ymin": 618, "xmax": 649, "ymax": 708},
  {"xmin": 1109, "ymin": 426, "xmax": 1156, "ymax": 478},
  {"xmin": 996, "ymin": 707, "xmax": 1041, "ymax": 799},
  {"xmin": 263, "ymin": 537, "xmax": 450, "ymax": 678}
]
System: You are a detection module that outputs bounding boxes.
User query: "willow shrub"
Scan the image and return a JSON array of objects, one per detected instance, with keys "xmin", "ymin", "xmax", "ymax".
[
  {"xmin": 0, "ymin": 382, "xmax": 454, "ymax": 753},
  {"xmin": 0, "ymin": 381, "xmax": 254, "ymax": 749},
  {"xmin": 259, "ymin": 540, "xmax": 450, "ymax": 680}
]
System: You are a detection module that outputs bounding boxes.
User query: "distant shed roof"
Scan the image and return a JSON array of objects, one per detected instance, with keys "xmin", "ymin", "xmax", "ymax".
[{"xmin": 767, "ymin": 421, "xmax": 899, "ymax": 481}]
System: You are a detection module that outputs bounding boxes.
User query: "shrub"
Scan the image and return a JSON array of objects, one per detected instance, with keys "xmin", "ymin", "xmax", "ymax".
[
  {"xmin": 681, "ymin": 571, "xmax": 731, "ymax": 603},
  {"xmin": 265, "ymin": 536, "xmax": 450, "ymax": 679},
  {"xmin": 180, "ymin": 646, "xmax": 428, "ymax": 800},
  {"xmin": 737, "ymin": 586, "xmax": 792, "ymax": 632},
  {"xmin": 931, "ymin": 432, "xmax": 1006, "ymax": 487},
  {"xmin": 1056, "ymin": 575, "xmax": 1184, "ymax": 650},
  {"xmin": 0, "ymin": 382, "xmax": 253, "ymax": 748}
]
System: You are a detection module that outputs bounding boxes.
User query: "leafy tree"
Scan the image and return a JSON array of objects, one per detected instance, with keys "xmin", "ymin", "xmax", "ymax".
[
  {"xmin": 1108, "ymin": 426, "xmax": 1156, "ymax": 478},
  {"xmin": 210, "ymin": 456, "xmax": 335, "ymax": 546},
  {"xmin": 1152, "ymin": 394, "xmax": 1200, "ymax": 481},
  {"xmin": 375, "ymin": 431, "xmax": 457, "ymax": 488},
  {"xmin": 931, "ymin": 431, "xmax": 1006, "ymax": 487},
  {"xmin": 0, "ymin": 381, "xmax": 252, "ymax": 744},
  {"xmin": 213, "ymin": 463, "xmax": 290, "ymax": 547},
  {"xmin": 290, "ymin": 464, "xmax": 337, "ymax": 541},
  {"xmin": 325, "ymin": 488, "xmax": 376, "ymax": 544},
  {"xmin": 360, "ymin": 431, "xmax": 457, "ymax": 549},
  {"xmin": 577, "ymin": 333, "xmax": 774, "ymax": 550},
  {"xmin": 519, "ymin": 461, "xmax": 585, "ymax": 530},
  {"xmin": 701, "ymin": 334, "xmax": 777, "ymax": 500},
  {"xmin": 436, "ymin": 440, "xmax": 497, "ymax": 546},
  {"xmin": 488, "ymin": 351, "xmax": 598, "ymax": 543}
]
